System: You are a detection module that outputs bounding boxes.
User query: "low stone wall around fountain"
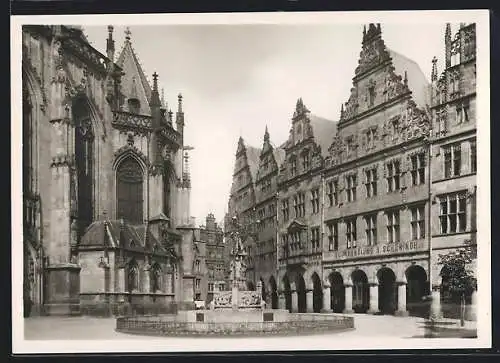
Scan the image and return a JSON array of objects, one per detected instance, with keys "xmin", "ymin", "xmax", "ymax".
[{"xmin": 115, "ymin": 312, "xmax": 355, "ymax": 337}]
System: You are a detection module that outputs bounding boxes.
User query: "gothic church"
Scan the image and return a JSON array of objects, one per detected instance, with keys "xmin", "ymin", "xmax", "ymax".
[{"xmin": 22, "ymin": 25, "xmax": 197, "ymax": 316}]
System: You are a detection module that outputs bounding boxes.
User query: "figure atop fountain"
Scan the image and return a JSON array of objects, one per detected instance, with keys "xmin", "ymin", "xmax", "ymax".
[{"xmin": 229, "ymin": 215, "xmax": 248, "ymax": 290}]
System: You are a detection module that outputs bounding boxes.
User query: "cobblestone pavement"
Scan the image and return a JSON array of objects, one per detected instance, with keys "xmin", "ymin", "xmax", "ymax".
[{"xmin": 23, "ymin": 313, "xmax": 427, "ymax": 341}]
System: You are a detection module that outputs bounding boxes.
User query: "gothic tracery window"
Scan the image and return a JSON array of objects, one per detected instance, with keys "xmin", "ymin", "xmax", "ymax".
[
  {"xmin": 73, "ymin": 99, "xmax": 94, "ymax": 236},
  {"xmin": 150, "ymin": 264, "xmax": 162, "ymax": 293},
  {"xmin": 127, "ymin": 261, "xmax": 139, "ymax": 292},
  {"xmin": 117, "ymin": 157, "xmax": 144, "ymax": 224}
]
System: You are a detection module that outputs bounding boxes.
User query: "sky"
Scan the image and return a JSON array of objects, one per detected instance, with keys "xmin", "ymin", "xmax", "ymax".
[{"xmin": 82, "ymin": 21, "xmax": 458, "ymax": 227}]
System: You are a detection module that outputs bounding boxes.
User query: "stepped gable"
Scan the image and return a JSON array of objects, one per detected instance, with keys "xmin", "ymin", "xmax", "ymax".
[
  {"xmin": 340, "ymin": 23, "xmax": 430, "ymax": 124},
  {"xmin": 115, "ymin": 27, "xmax": 153, "ymax": 115}
]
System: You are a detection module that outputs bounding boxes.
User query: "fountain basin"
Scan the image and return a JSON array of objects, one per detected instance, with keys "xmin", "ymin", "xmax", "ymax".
[{"xmin": 115, "ymin": 311, "xmax": 355, "ymax": 337}]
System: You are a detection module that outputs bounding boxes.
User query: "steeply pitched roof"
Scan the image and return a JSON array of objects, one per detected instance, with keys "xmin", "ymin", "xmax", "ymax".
[
  {"xmin": 309, "ymin": 114, "xmax": 338, "ymax": 158},
  {"xmin": 246, "ymin": 145, "xmax": 261, "ymax": 183},
  {"xmin": 388, "ymin": 49, "xmax": 431, "ymax": 109},
  {"xmin": 116, "ymin": 33, "xmax": 153, "ymax": 115},
  {"xmin": 273, "ymin": 147, "xmax": 286, "ymax": 169}
]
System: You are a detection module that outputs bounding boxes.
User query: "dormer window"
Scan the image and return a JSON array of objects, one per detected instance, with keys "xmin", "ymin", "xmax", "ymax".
[
  {"xmin": 302, "ymin": 152, "xmax": 310, "ymax": 170},
  {"xmin": 346, "ymin": 137, "xmax": 354, "ymax": 157},
  {"xmin": 369, "ymin": 84, "xmax": 375, "ymax": 107},
  {"xmin": 290, "ymin": 158, "xmax": 297, "ymax": 176}
]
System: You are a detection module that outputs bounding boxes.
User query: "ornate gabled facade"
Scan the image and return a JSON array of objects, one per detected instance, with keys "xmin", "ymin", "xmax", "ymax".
[
  {"xmin": 22, "ymin": 25, "xmax": 196, "ymax": 317},
  {"xmin": 225, "ymin": 136, "xmax": 260, "ymax": 286},
  {"xmin": 253, "ymin": 127, "xmax": 284, "ymax": 308},
  {"xmin": 429, "ymin": 23, "xmax": 477, "ymax": 311},
  {"xmin": 224, "ymin": 23, "xmax": 476, "ymax": 320},
  {"xmin": 319, "ymin": 23, "xmax": 432, "ymax": 316},
  {"xmin": 277, "ymin": 99, "xmax": 337, "ymax": 313}
]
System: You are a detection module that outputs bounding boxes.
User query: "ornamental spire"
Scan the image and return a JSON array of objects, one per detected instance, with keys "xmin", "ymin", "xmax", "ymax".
[
  {"xmin": 264, "ymin": 125, "xmax": 269, "ymax": 143},
  {"xmin": 431, "ymin": 56, "xmax": 438, "ymax": 82}
]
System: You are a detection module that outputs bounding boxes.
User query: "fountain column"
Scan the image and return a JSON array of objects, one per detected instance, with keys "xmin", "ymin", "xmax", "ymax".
[
  {"xmin": 291, "ymin": 290, "xmax": 298, "ymax": 312},
  {"xmin": 306, "ymin": 289, "xmax": 314, "ymax": 313},
  {"xmin": 232, "ymin": 280, "xmax": 239, "ymax": 310}
]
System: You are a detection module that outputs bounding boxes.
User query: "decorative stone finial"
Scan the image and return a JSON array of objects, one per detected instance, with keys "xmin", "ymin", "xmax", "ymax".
[
  {"xmin": 125, "ymin": 27, "xmax": 132, "ymax": 41},
  {"xmin": 177, "ymin": 93, "xmax": 183, "ymax": 113},
  {"xmin": 431, "ymin": 56, "xmax": 438, "ymax": 82},
  {"xmin": 152, "ymin": 72, "xmax": 159, "ymax": 91}
]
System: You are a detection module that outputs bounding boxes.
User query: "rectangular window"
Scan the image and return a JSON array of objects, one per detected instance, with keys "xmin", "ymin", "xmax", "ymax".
[
  {"xmin": 195, "ymin": 260, "xmax": 201, "ymax": 273},
  {"xmin": 281, "ymin": 199, "xmax": 289, "ymax": 222},
  {"xmin": 456, "ymin": 106, "xmax": 463, "ymax": 124},
  {"xmin": 291, "ymin": 159, "xmax": 297, "ymax": 176},
  {"xmin": 444, "ymin": 143, "xmax": 462, "ymax": 178},
  {"xmin": 411, "ymin": 153, "xmax": 426, "ymax": 185},
  {"xmin": 346, "ymin": 218, "xmax": 357, "ymax": 249},
  {"xmin": 439, "ymin": 192, "xmax": 467, "ymax": 234},
  {"xmin": 327, "ymin": 222, "xmax": 338, "ymax": 251},
  {"xmin": 302, "ymin": 153, "xmax": 310, "ymax": 170},
  {"xmin": 346, "ymin": 174, "xmax": 357, "ymax": 202},
  {"xmin": 195, "ymin": 278, "xmax": 201, "ymax": 289},
  {"xmin": 386, "ymin": 210, "xmax": 400, "ymax": 243},
  {"xmin": 311, "ymin": 189, "xmax": 320, "ymax": 214},
  {"xmin": 311, "ymin": 227, "xmax": 320, "ymax": 250},
  {"xmin": 410, "ymin": 205, "xmax": 426, "ymax": 240},
  {"xmin": 364, "ymin": 168, "xmax": 377, "ymax": 198},
  {"xmin": 366, "ymin": 128, "xmax": 376, "ymax": 149},
  {"xmin": 386, "ymin": 160, "xmax": 400, "ymax": 192},
  {"xmin": 463, "ymin": 103, "xmax": 470, "ymax": 122},
  {"xmin": 293, "ymin": 196, "xmax": 298, "ymax": 218},
  {"xmin": 364, "ymin": 214, "xmax": 377, "ymax": 246},
  {"xmin": 470, "ymin": 140, "xmax": 477, "ymax": 173},
  {"xmin": 297, "ymin": 193, "xmax": 305, "ymax": 217},
  {"xmin": 327, "ymin": 179, "xmax": 338, "ymax": 207}
]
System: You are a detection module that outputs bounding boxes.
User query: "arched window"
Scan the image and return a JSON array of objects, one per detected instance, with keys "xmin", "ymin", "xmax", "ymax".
[
  {"xmin": 73, "ymin": 99, "xmax": 94, "ymax": 236},
  {"xmin": 127, "ymin": 261, "xmax": 139, "ymax": 292},
  {"xmin": 150, "ymin": 264, "xmax": 162, "ymax": 293},
  {"xmin": 116, "ymin": 157, "xmax": 144, "ymax": 224}
]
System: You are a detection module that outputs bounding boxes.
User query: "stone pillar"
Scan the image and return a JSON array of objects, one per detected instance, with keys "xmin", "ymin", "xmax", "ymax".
[
  {"xmin": 143, "ymin": 266, "xmax": 151, "ymax": 293},
  {"xmin": 291, "ymin": 290, "xmax": 298, "ymax": 312},
  {"xmin": 430, "ymin": 284, "xmax": 442, "ymax": 320},
  {"xmin": 278, "ymin": 291, "xmax": 286, "ymax": 310},
  {"xmin": 116, "ymin": 267, "xmax": 126, "ymax": 293},
  {"xmin": 367, "ymin": 283, "xmax": 379, "ymax": 314},
  {"xmin": 322, "ymin": 286, "xmax": 331, "ymax": 313},
  {"xmin": 468, "ymin": 289, "xmax": 478, "ymax": 321},
  {"xmin": 343, "ymin": 283, "xmax": 354, "ymax": 314},
  {"xmin": 306, "ymin": 289, "xmax": 314, "ymax": 313},
  {"xmin": 395, "ymin": 281, "xmax": 409, "ymax": 316}
]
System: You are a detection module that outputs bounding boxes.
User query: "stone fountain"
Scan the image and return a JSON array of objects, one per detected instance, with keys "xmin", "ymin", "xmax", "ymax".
[{"xmin": 115, "ymin": 216, "xmax": 355, "ymax": 336}]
